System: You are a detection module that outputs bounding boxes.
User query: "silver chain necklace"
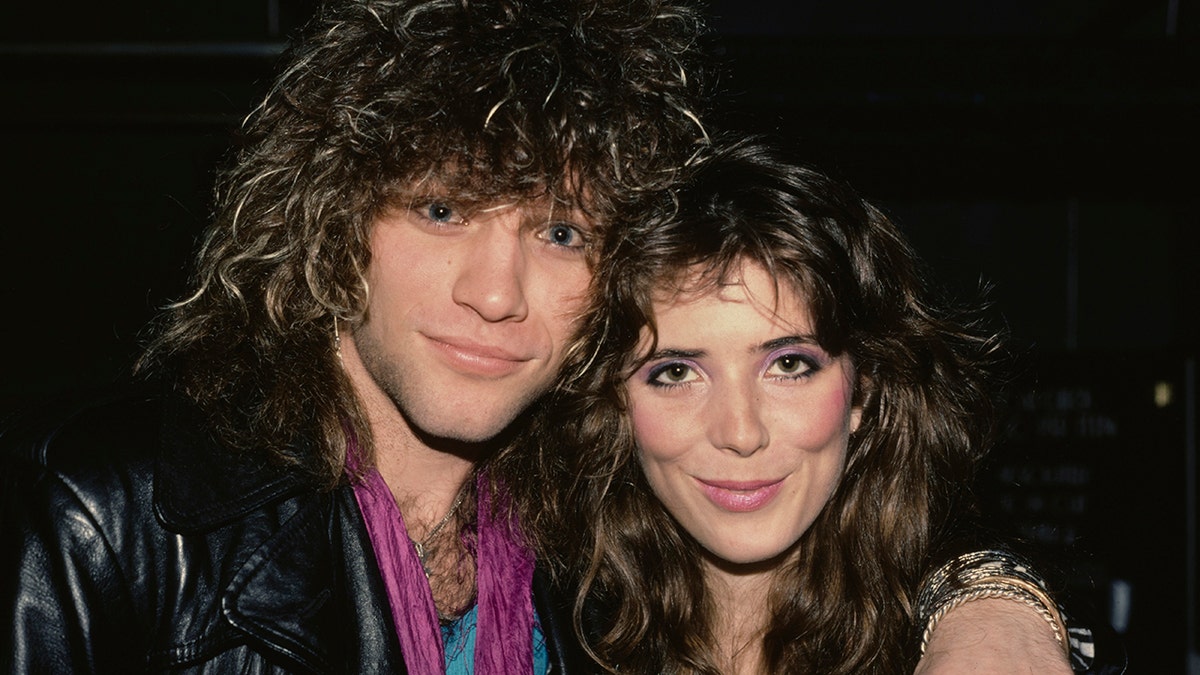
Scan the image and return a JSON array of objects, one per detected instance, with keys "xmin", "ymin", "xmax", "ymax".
[{"xmin": 411, "ymin": 483, "xmax": 469, "ymax": 579}]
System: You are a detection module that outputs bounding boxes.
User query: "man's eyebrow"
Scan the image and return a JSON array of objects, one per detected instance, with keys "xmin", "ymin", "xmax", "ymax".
[{"xmin": 536, "ymin": 203, "xmax": 595, "ymax": 224}]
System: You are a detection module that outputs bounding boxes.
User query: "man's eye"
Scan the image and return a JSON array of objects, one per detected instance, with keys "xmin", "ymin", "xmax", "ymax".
[
  {"xmin": 429, "ymin": 201, "xmax": 451, "ymax": 220},
  {"xmin": 543, "ymin": 223, "xmax": 586, "ymax": 249},
  {"xmin": 427, "ymin": 203, "xmax": 456, "ymax": 223}
]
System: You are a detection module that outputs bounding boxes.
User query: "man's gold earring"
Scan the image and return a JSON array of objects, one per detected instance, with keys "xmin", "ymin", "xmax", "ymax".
[{"xmin": 333, "ymin": 315, "xmax": 342, "ymax": 362}]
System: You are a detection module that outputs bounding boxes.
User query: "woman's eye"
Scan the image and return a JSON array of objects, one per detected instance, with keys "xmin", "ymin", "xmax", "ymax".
[
  {"xmin": 542, "ymin": 222, "xmax": 587, "ymax": 249},
  {"xmin": 768, "ymin": 353, "xmax": 813, "ymax": 378},
  {"xmin": 649, "ymin": 362, "xmax": 697, "ymax": 386}
]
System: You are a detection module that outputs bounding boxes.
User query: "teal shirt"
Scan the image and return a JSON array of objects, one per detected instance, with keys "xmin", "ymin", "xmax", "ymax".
[{"xmin": 441, "ymin": 603, "xmax": 549, "ymax": 675}]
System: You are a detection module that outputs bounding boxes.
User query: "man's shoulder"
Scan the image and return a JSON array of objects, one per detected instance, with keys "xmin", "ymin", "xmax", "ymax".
[
  {"xmin": 1, "ymin": 383, "xmax": 318, "ymax": 535},
  {"xmin": 1, "ymin": 385, "xmax": 168, "ymax": 536},
  {"xmin": 0, "ymin": 383, "xmax": 165, "ymax": 475}
]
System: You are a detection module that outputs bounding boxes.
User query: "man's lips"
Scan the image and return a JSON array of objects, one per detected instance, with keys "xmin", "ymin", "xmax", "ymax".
[
  {"xmin": 425, "ymin": 334, "xmax": 532, "ymax": 377},
  {"xmin": 696, "ymin": 478, "xmax": 785, "ymax": 512}
]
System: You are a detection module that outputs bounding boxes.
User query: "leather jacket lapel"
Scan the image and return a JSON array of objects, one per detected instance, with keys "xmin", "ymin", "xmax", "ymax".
[
  {"xmin": 222, "ymin": 486, "xmax": 407, "ymax": 674},
  {"xmin": 222, "ymin": 493, "xmax": 336, "ymax": 672}
]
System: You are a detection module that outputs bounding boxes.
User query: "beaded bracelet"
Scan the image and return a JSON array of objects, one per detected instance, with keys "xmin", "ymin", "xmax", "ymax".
[{"xmin": 916, "ymin": 550, "xmax": 1070, "ymax": 657}]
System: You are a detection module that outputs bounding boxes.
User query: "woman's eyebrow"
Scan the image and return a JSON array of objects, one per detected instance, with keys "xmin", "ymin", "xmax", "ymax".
[
  {"xmin": 759, "ymin": 335, "xmax": 820, "ymax": 352},
  {"xmin": 645, "ymin": 347, "xmax": 704, "ymax": 360}
]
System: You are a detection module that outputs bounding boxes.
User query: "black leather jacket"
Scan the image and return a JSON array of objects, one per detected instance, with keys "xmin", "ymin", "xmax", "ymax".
[{"xmin": 1, "ymin": 388, "xmax": 589, "ymax": 674}]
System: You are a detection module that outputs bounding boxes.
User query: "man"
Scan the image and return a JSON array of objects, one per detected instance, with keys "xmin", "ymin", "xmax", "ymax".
[
  {"xmin": 1, "ymin": 0, "xmax": 1109, "ymax": 673},
  {"xmin": 2, "ymin": 0, "xmax": 706, "ymax": 671}
]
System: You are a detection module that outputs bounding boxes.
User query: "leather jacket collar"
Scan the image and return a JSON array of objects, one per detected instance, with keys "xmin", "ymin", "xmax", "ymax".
[{"xmin": 153, "ymin": 393, "xmax": 310, "ymax": 534}]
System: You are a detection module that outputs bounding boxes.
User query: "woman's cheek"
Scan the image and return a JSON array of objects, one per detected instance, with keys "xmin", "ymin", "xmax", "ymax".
[
  {"xmin": 774, "ymin": 379, "xmax": 856, "ymax": 451},
  {"xmin": 629, "ymin": 396, "xmax": 689, "ymax": 462}
]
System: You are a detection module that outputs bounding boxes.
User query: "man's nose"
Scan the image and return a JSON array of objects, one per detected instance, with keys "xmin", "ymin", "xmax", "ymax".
[{"xmin": 451, "ymin": 219, "xmax": 529, "ymax": 322}]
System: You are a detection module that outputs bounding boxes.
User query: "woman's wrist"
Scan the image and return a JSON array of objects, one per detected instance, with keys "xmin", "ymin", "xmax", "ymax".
[{"xmin": 916, "ymin": 549, "xmax": 1070, "ymax": 658}]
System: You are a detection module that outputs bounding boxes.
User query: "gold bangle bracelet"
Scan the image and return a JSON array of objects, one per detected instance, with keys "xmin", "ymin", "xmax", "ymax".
[
  {"xmin": 918, "ymin": 580, "xmax": 1068, "ymax": 655},
  {"xmin": 916, "ymin": 550, "xmax": 1070, "ymax": 658}
]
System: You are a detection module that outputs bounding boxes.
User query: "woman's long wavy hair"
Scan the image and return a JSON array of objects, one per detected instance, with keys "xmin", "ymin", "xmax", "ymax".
[
  {"xmin": 522, "ymin": 136, "xmax": 1006, "ymax": 673},
  {"xmin": 138, "ymin": 0, "xmax": 710, "ymax": 486}
]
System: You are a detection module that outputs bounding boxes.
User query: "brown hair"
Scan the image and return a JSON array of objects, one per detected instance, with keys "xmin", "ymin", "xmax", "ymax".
[
  {"xmin": 518, "ymin": 136, "xmax": 1006, "ymax": 673},
  {"xmin": 139, "ymin": 0, "xmax": 710, "ymax": 485}
]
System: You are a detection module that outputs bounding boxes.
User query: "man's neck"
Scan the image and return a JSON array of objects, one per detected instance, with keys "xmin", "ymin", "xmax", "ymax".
[
  {"xmin": 339, "ymin": 331, "xmax": 485, "ymax": 616},
  {"xmin": 337, "ymin": 331, "xmax": 483, "ymax": 531}
]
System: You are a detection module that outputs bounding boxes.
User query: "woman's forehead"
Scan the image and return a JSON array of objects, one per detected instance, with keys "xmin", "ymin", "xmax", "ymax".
[{"xmin": 652, "ymin": 258, "xmax": 805, "ymax": 306}]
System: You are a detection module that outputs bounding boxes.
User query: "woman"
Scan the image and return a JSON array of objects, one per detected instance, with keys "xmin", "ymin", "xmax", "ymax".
[{"xmin": 513, "ymin": 136, "xmax": 1089, "ymax": 673}]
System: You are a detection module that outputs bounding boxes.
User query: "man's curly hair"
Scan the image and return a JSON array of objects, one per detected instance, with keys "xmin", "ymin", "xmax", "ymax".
[{"xmin": 140, "ymin": 0, "xmax": 710, "ymax": 485}]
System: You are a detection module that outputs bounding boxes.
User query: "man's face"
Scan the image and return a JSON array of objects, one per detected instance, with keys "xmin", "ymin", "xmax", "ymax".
[{"xmin": 346, "ymin": 194, "xmax": 594, "ymax": 444}]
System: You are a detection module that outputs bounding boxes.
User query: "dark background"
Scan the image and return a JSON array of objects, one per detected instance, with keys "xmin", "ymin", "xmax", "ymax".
[{"xmin": 1, "ymin": 0, "xmax": 1196, "ymax": 671}]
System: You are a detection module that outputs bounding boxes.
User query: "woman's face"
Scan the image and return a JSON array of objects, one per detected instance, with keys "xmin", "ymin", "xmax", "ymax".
[{"xmin": 627, "ymin": 261, "xmax": 860, "ymax": 567}]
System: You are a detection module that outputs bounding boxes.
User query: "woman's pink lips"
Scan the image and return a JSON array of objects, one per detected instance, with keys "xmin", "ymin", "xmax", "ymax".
[{"xmin": 696, "ymin": 478, "xmax": 784, "ymax": 512}]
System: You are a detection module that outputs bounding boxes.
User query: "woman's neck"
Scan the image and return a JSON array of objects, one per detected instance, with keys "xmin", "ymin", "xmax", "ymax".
[{"xmin": 704, "ymin": 560, "xmax": 774, "ymax": 675}]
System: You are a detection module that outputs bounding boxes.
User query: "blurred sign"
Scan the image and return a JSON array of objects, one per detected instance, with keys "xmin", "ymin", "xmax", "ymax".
[{"xmin": 979, "ymin": 351, "xmax": 1196, "ymax": 673}]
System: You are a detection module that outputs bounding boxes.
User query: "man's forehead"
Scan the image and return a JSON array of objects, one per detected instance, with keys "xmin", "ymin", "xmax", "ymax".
[
  {"xmin": 396, "ymin": 155, "xmax": 553, "ymax": 189},
  {"xmin": 396, "ymin": 177, "xmax": 570, "ymax": 203}
]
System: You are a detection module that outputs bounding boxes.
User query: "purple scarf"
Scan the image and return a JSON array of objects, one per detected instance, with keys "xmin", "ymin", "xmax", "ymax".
[{"xmin": 350, "ymin": 461, "xmax": 535, "ymax": 674}]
